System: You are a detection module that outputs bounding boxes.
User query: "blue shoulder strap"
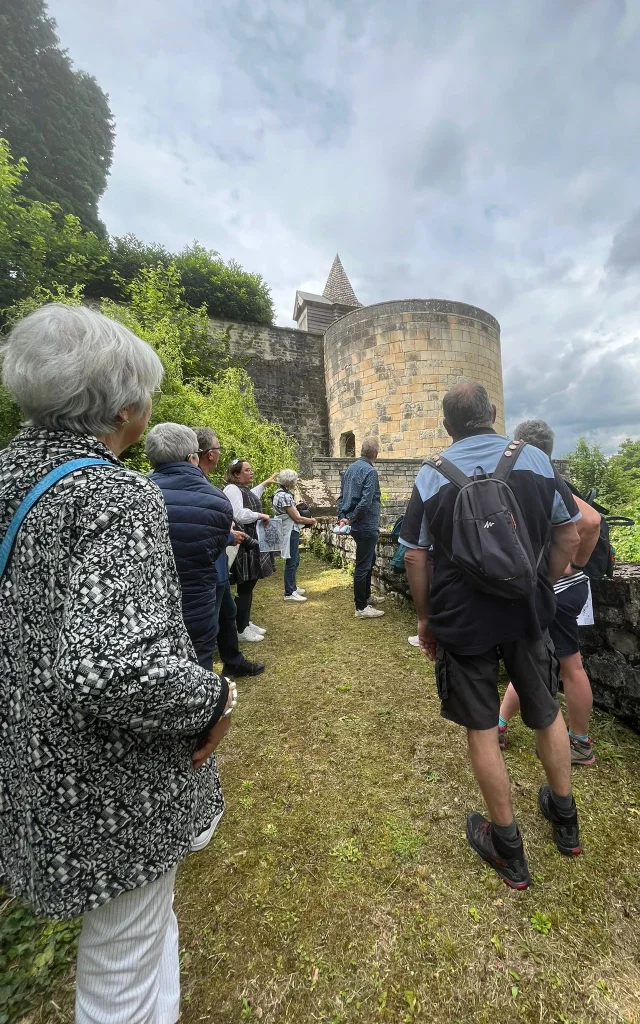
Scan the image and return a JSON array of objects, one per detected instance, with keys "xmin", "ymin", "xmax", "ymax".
[{"xmin": 0, "ymin": 458, "xmax": 114, "ymax": 580}]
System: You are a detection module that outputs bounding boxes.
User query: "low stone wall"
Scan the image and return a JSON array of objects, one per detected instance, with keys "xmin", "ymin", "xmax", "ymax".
[
  {"xmin": 580, "ymin": 565, "xmax": 640, "ymax": 731},
  {"xmin": 310, "ymin": 522, "xmax": 640, "ymax": 732}
]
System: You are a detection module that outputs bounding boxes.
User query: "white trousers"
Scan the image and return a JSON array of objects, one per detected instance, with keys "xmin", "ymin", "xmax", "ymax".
[{"xmin": 76, "ymin": 867, "xmax": 180, "ymax": 1024}]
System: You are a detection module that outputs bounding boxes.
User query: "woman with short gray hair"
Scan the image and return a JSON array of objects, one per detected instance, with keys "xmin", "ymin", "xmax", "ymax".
[
  {"xmin": 272, "ymin": 468, "xmax": 316, "ymax": 601},
  {"xmin": 0, "ymin": 304, "xmax": 233, "ymax": 1023}
]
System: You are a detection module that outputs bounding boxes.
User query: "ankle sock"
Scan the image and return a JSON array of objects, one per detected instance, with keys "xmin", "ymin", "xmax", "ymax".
[
  {"xmin": 551, "ymin": 789, "xmax": 574, "ymax": 813},
  {"xmin": 498, "ymin": 716, "xmax": 508, "ymax": 729},
  {"xmin": 569, "ymin": 731, "xmax": 589, "ymax": 743},
  {"xmin": 492, "ymin": 819, "xmax": 518, "ymax": 843}
]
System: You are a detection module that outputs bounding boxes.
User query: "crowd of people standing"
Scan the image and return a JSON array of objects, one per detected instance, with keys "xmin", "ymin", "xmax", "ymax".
[{"xmin": 0, "ymin": 304, "xmax": 605, "ymax": 1021}]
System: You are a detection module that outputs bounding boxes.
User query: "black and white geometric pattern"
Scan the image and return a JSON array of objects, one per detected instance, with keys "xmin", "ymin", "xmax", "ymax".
[{"xmin": 0, "ymin": 428, "xmax": 226, "ymax": 919}]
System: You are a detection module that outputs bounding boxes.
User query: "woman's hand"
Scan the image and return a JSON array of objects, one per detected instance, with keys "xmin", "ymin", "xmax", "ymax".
[
  {"xmin": 192, "ymin": 683, "xmax": 236, "ymax": 768},
  {"xmin": 259, "ymin": 513, "xmax": 271, "ymax": 525},
  {"xmin": 231, "ymin": 529, "xmax": 247, "ymax": 545},
  {"xmin": 307, "ymin": 517, "xmax": 317, "ymax": 527}
]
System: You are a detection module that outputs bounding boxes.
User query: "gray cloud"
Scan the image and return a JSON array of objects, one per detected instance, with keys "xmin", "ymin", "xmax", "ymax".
[
  {"xmin": 47, "ymin": 0, "xmax": 640, "ymax": 453},
  {"xmin": 607, "ymin": 210, "xmax": 640, "ymax": 276}
]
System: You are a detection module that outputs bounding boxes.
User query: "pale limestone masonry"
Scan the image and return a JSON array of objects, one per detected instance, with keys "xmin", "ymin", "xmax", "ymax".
[{"xmin": 324, "ymin": 299, "xmax": 504, "ymax": 459}]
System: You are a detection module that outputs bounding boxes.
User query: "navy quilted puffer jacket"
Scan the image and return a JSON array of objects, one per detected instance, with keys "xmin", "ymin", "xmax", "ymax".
[{"xmin": 149, "ymin": 462, "xmax": 233, "ymax": 633}]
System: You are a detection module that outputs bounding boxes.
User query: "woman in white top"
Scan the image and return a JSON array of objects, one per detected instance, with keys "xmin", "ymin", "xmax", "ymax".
[{"xmin": 224, "ymin": 459, "xmax": 277, "ymax": 640}]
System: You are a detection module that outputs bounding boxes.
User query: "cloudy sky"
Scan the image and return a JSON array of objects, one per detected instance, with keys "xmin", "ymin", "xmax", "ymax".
[{"xmin": 50, "ymin": 0, "xmax": 640, "ymax": 454}]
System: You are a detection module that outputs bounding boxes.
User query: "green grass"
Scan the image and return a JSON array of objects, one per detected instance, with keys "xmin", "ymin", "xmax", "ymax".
[{"xmin": 6, "ymin": 553, "xmax": 640, "ymax": 1023}]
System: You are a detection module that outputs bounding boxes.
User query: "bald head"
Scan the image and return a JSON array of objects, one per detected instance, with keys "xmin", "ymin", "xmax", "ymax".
[{"xmin": 442, "ymin": 382, "xmax": 496, "ymax": 440}]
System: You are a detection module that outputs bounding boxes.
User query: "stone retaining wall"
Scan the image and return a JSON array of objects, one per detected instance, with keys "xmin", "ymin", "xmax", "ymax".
[{"xmin": 310, "ymin": 522, "xmax": 640, "ymax": 732}]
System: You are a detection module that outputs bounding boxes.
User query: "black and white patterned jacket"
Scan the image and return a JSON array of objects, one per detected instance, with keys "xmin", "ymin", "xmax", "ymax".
[{"xmin": 0, "ymin": 429, "xmax": 227, "ymax": 919}]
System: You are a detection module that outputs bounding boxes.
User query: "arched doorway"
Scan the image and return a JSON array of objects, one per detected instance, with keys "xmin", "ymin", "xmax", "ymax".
[{"xmin": 340, "ymin": 431, "xmax": 356, "ymax": 458}]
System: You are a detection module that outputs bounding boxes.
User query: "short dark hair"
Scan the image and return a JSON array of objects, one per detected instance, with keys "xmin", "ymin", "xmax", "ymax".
[
  {"xmin": 514, "ymin": 419, "xmax": 554, "ymax": 457},
  {"xmin": 442, "ymin": 382, "xmax": 493, "ymax": 434}
]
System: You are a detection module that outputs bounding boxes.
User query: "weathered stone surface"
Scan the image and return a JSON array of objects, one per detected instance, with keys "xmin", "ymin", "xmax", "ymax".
[
  {"xmin": 324, "ymin": 299, "xmax": 504, "ymax": 460},
  {"xmin": 210, "ymin": 318, "xmax": 329, "ymax": 474}
]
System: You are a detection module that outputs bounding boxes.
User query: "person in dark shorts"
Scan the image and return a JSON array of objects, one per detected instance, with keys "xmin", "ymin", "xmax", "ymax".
[
  {"xmin": 499, "ymin": 420, "xmax": 601, "ymax": 765},
  {"xmin": 401, "ymin": 383, "xmax": 583, "ymax": 889}
]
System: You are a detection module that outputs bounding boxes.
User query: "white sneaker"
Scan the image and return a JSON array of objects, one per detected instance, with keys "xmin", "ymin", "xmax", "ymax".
[
  {"xmin": 284, "ymin": 593, "xmax": 307, "ymax": 602},
  {"xmin": 355, "ymin": 606, "xmax": 385, "ymax": 618},
  {"xmin": 238, "ymin": 627, "xmax": 264, "ymax": 642},
  {"xmin": 408, "ymin": 635, "xmax": 420, "ymax": 647},
  {"xmin": 249, "ymin": 622, "xmax": 266, "ymax": 634},
  {"xmin": 295, "ymin": 588, "xmax": 306, "ymax": 596}
]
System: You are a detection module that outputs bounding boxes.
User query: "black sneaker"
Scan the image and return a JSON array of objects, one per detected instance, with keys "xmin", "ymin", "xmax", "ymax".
[
  {"xmin": 466, "ymin": 812, "xmax": 531, "ymax": 889},
  {"xmin": 223, "ymin": 661, "xmax": 265, "ymax": 678},
  {"xmin": 537, "ymin": 785, "xmax": 582, "ymax": 856}
]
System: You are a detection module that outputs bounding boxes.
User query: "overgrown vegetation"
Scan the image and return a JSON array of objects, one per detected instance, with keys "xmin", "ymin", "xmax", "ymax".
[
  {"xmin": 0, "ymin": 264, "xmax": 296, "ymax": 478},
  {"xmin": 566, "ymin": 437, "xmax": 640, "ymax": 562},
  {"xmin": 10, "ymin": 555, "xmax": 640, "ymax": 1024}
]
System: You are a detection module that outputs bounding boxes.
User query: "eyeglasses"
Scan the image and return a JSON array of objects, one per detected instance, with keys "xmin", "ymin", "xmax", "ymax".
[{"xmin": 198, "ymin": 447, "xmax": 221, "ymax": 455}]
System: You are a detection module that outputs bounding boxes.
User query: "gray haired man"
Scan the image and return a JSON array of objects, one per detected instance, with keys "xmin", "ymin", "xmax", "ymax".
[
  {"xmin": 401, "ymin": 383, "xmax": 584, "ymax": 889},
  {"xmin": 337, "ymin": 437, "xmax": 384, "ymax": 618}
]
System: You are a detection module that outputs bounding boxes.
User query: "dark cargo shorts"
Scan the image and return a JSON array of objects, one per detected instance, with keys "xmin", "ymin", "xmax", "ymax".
[
  {"xmin": 435, "ymin": 633, "xmax": 560, "ymax": 731},
  {"xmin": 549, "ymin": 580, "xmax": 589, "ymax": 658}
]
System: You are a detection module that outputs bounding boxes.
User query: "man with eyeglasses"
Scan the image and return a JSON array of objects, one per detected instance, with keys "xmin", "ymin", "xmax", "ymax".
[{"xmin": 195, "ymin": 428, "xmax": 265, "ymax": 679}]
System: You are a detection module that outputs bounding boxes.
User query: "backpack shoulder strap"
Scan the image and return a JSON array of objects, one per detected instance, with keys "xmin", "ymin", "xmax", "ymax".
[
  {"xmin": 491, "ymin": 440, "xmax": 528, "ymax": 483},
  {"xmin": 425, "ymin": 454, "xmax": 471, "ymax": 491},
  {"xmin": 0, "ymin": 458, "xmax": 113, "ymax": 579}
]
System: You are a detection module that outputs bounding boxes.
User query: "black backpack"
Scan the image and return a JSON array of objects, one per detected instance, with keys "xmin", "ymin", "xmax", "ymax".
[
  {"xmin": 565, "ymin": 483, "xmax": 634, "ymax": 579},
  {"xmin": 428, "ymin": 440, "xmax": 541, "ymax": 600}
]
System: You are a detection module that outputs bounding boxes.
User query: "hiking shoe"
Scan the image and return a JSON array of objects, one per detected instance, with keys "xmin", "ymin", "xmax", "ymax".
[
  {"xmin": 466, "ymin": 813, "xmax": 531, "ymax": 889},
  {"xmin": 538, "ymin": 784, "xmax": 582, "ymax": 856},
  {"xmin": 284, "ymin": 593, "xmax": 307, "ymax": 602},
  {"xmin": 408, "ymin": 635, "xmax": 420, "ymax": 647},
  {"xmin": 249, "ymin": 622, "xmax": 266, "ymax": 635},
  {"xmin": 498, "ymin": 725, "xmax": 508, "ymax": 752},
  {"xmin": 355, "ymin": 606, "xmax": 385, "ymax": 618},
  {"xmin": 569, "ymin": 735, "xmax": 596, "ymax": 766},
  {"xmin": 238, "ymin": 628, "xmax": 264, "ymax": 642},
  {"xmin": 367, "ymin": 595, "xmax": 386, "ymax": 605},
  {"xmin": 224, "ymin": 661, "xmax": 265, "ymax": 678}
]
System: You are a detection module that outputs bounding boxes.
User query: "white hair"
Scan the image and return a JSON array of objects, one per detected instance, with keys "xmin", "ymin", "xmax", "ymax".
[
  {"xmin": 514, "ymin": 419, "xmax": 555, "ymax": 458},
  {"xmin": 278, "ymin": 468, "xmax": 299, "ymax": 490},
  {"xmin": 0, "ymin": 303, "xmax": 164, "ymax": 436},
  {"xmin": 361, "ymin": 437, "xmax": 379, "ymax": 459},
  {"xmin": 145, "ymin": 423, "xmax": 199, "ymax": 467}
]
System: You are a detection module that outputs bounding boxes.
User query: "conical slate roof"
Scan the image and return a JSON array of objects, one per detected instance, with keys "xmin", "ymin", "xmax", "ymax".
[{"xmin": 322, "ymin": 254, "xmax": 360, "ymax": 307}]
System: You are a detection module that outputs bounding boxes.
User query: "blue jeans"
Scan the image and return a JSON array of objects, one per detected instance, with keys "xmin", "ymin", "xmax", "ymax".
[
  {"xmin": 216, "ymin": 581, "xmax": 245, "ymax": 670},
  {"xmin": 352, "ymin": 532, "xmax": 377, "ymax": 610},
  {"xmin": 192, "ymin": 583, "xmax": 225, "ymax": 670},
  {"xmin": 284, "ymin": 530, "xmax": 301, "ymax": 595}
]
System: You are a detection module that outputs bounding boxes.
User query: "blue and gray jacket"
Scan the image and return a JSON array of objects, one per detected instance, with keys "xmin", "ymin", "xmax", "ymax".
[{"xmin": 337, "ymin": 457, "xmax": 381, "ymax": 535}]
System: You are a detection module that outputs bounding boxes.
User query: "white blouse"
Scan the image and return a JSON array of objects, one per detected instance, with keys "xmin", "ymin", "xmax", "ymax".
[{"xmin": 223, "ymin": 483, "xmax": 266, "ymax": 525}]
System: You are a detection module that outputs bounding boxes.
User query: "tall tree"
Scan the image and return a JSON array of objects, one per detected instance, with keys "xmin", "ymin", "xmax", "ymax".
[{"xmin": 0, "ymin": 0, "xmax": 114, "ymax": 235}]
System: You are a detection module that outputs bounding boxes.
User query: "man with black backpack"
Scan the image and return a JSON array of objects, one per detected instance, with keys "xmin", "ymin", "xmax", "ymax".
[
  {"xmin": 401, "ymin": 383, "xmax": 583, "ymax": 889},
  {"xmin": 498, "ymin": 420, "xmax": 602, "ymax": 765}
]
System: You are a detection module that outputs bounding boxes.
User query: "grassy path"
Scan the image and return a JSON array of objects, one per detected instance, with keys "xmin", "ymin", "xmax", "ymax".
[{"xmin": 20, "ymin": 554, "xmax": 640, "ymax": 1022}]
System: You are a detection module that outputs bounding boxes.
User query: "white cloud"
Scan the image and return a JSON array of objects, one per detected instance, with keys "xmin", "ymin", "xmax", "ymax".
[{"xmin": 48, "ymin": 0, "xmax": 640, "ymax": 451}]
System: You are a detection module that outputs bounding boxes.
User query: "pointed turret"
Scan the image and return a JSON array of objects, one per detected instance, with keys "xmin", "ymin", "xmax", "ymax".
[
  {"xmin": 323, "ymin": 254, "xmax": 360, "ymax": 307},
  {"xmin": 293, "ymin": 253, "xmax": 361, "ymax": 332}
]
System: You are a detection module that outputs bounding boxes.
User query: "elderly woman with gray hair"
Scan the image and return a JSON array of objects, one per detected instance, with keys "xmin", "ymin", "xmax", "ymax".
[
  {"xmin": 0, "ymin": 304, "xmax": 233, "ymax": 1023},
  {"xmin": 272, "ymin": 468, "xmax": 316, "ymax": 601}
]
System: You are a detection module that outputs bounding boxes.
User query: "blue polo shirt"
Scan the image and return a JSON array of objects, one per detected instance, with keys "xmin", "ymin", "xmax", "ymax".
[{"xmin": 400, "ymin": 430, "xmax": 581, "ymax": 654}]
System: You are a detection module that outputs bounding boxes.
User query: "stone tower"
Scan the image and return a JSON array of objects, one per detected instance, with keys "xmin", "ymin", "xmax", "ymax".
[{"xmin": 324, "ymin": 298, "xmax": 504, "ymax": 458}]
